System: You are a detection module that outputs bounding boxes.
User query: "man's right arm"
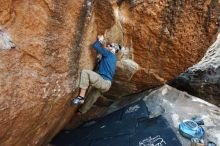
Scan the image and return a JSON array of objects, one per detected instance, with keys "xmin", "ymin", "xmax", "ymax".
[{"xmin": 92, "ymin": 40, "xmax": 109, "ymax": 57}]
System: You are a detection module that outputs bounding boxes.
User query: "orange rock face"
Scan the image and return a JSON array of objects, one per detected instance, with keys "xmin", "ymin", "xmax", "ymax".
[
  {"xmin": 0, "ymin": 0, "xmax": 87, "ymax": 145},
  {"xmin": 106, "ymin": 0, "xmax": 220, "ymax": 97},
  {"xmin": 0, "ymin": 0, "xmax": 219, "ymax": 146}
]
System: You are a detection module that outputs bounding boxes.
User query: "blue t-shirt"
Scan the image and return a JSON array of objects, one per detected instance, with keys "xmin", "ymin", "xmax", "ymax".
[{"xmin": 92, "ymin": 40, "xmax": 117, "ymax": 81}]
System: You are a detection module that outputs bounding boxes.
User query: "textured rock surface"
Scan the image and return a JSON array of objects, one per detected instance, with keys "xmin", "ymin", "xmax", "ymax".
[
  {"xmin": 105, "ymin": 0, "xmax": 220, "ymax": 97},
  {"xmin": 0, "ymin": 0, "xmax": 89, "ymax": 146},
  {"xmin": 170, "ymin": 33, "xmax": 220, "ymax": 105},
  {"xmin": 0, "ymin": 0, "xmax": 219, "ymax": 146}
]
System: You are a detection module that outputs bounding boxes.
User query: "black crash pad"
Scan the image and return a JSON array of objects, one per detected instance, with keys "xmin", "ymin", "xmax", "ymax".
[{"xmin": 50, "ymin": 100, "xmax": 181, "ymax": 146}]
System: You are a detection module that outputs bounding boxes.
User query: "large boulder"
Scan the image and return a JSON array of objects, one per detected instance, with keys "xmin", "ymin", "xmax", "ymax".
[
  {"xmin": 171, "ymin": 33, "xmax": 220, "ymax": 105},
  {"xmin": 0, "ymin": 0, "xmax": 90, "ymax": 146},
  {"xmin": 105, "ymin": 0, "xmax": 220, "ymax": 97},
  {"xmin": 0, "ymin": 0, "xmax": 219, "ymax": 145}
]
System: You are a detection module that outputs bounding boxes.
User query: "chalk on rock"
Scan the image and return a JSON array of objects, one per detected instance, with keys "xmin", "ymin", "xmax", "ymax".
[{"xmin": 0, "ymin": 30, "xmax": 16, "ymax": 50}]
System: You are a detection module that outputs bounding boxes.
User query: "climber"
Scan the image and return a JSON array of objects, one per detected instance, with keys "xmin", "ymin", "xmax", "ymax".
[{"xmin": 71, "ymin": 35, "xmax": 120, "ymax": 114}]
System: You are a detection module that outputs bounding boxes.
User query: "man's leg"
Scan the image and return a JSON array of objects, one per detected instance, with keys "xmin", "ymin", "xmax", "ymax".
[
  {"xmin": 79, "ymin": 69, "xmax": 91, "ymax": 91},
  {"xmin": 73, "ymin": 69, "xmax": 111, "ymax": 110},
  {"xmin": 79, "ymin": 75, "xmax": 111, "ymax": 113},
  {"xmin": 71, "ymin": 69, "xmax": 91, "ymax": 105},
  {"xmin": 79, "ymin": 89, "xmax": 86, "ymax": 97},
  {"xmin": 78, "ymin": 88, "xmax": 101, "ymax": 114},
  {"xmin": 80, "ymin": 70, "xmax": 111, "ymax": 91}
]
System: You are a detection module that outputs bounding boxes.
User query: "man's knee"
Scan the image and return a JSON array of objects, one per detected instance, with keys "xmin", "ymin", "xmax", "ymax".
[
  {"xmin": 100, "ymin": 81, "xmax": 111, "ymax": 93},
  {"xmin": 81, "ymin": 69, "xmax": 89, "ymax": 74},
  {"xmin": 81, "ymin": 69, "xmax": 94, "ymax": 75},
  {"xmin": 79, "ymin": 69, "xmax": 91, "ymax": 89},
  {"xmin": 81, "ymin": 69, "xmax": 91, "ymax": 79}
]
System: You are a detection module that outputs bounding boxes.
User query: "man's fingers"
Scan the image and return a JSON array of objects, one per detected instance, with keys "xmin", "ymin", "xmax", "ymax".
[
  {"xmin": 98, "ymin": 35, "xmax": 104, "ymax": 39},
  {"xmin": 98, "ymin": 35, "xmax": 104, "ymax": 43}
]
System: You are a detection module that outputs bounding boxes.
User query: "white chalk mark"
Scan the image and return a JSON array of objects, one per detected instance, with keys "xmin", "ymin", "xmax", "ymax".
[
  {"xmin": 125, "ymin": 104, "xmax": 140, "ymax": 114},
  {"xmin": 139, "ymin": 135, "xmax": 167, "ymax": 146},
  {"xmin": 0, "ymin": 30, "xmax": 15, "ymax": 50}
]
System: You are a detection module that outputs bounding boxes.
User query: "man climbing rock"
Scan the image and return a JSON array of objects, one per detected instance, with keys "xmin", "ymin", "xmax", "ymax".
[{"xmin": 71, "ymin": 35, "xmax": 120, "ymax": 114}]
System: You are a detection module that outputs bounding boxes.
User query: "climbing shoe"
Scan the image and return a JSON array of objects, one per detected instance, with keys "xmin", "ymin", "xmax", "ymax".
[{"xmin": 71, "ymin": 96, "xmax": 85, "ymax": 105}]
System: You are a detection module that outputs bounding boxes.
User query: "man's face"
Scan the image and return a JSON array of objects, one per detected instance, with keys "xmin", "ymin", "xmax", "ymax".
[
  {"xmin": 107, "ymin": 44, "xmax": 116, "ymax": 53},
  {"xmin": 107, "ymin": 44, "xmax": 113, "ymax": 51}
]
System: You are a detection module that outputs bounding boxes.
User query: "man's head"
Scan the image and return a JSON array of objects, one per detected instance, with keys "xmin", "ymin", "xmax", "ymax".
[{"xmin": 107, "ymin": 43, "xmax": 121, "ymax": 54}]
